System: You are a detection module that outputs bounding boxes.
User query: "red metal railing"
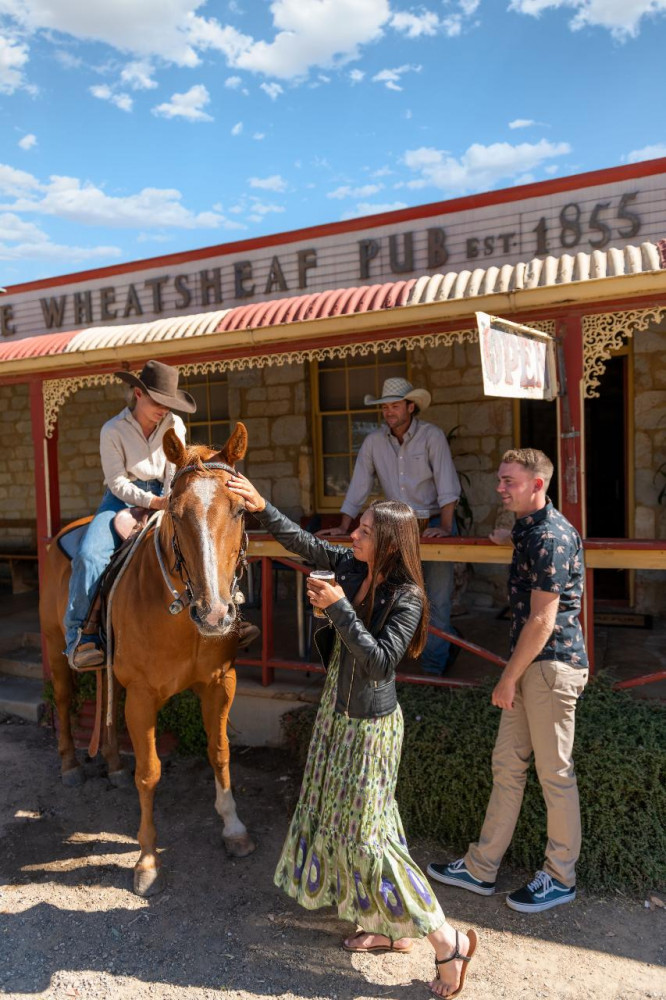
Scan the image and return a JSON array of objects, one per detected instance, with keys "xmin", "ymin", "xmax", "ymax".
[
  {"xmin": 235, "ymin": 552, "xmax": 506, "ymax": 689},
  {"xmin": 235, "ymin": 535, "xmax": 666, "ymax": 692}
]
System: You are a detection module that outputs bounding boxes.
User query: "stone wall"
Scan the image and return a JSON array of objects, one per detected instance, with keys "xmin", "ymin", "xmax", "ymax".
[
  {"xmin": 633, "ymin": 322, "xmax": 666, "ymax": 614},
  {"xmin": 410, "ymin": 338, "xmax": 513, "ymax": 607},
  {"xmin": 57, "ymin": 384, "xmax": 124, "ymax": 521},
  {"xmin": 232, "ymin": 362, "xmax": 310, "ymax": 520}
]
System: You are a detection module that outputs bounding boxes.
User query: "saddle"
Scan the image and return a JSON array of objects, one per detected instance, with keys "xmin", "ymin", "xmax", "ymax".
[{"xmin": 59, "ymin": 507, "xmax": 152, "ymax": 672}]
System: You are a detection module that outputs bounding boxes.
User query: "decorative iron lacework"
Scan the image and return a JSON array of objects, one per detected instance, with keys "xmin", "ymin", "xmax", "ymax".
[
  {"xmin": 43, "ymin": 373, "xmax": 119, "ymax": 437},
  {"xmin": 43, "ymin": 320, "xmax": 557, "ymax": 434},
  {"xmin": 583, "ymin": 307, "xmax": 666, "ymax": 398}
]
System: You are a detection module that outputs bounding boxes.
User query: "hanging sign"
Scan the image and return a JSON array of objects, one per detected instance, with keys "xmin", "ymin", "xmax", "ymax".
[{"xmin": 476, "ymin": 312, "xmax": 557, "ymax": 400}]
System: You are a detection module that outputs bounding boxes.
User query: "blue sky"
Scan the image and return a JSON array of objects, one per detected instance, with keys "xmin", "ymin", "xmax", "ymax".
[{"xmin": 1, "ymin": 0, "xmax": 665, "ymax": 287}]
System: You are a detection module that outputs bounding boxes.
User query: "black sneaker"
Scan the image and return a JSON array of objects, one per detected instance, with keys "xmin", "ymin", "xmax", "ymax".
[
  {"xmin": 427, "ymin": 858, "xmax": 496, "ymax": 896},
  {"xmin": 506, "ymin": 870, "xmax": 576, "ymax": 913}
]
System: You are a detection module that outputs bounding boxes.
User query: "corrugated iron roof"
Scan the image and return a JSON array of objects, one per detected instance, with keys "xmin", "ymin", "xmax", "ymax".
[{"xmin": 0, "ymin": 241, "xmax": 662, "ymax": 366}]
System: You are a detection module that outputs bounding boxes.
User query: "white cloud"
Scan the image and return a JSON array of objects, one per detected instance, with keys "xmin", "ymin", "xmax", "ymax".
[
  {"xmin": 327, "ymin": 183, "xmax": 383, "ymax": 199},
  {"xmin": 2, "ymin": 0, "xmax": 203, "ymax": 66},
  {"xmin": 89, "ymin": 83, "xmax": 133, "ymax": 111},
  {"xmin": 224, "ymin": 74, "xmax": 243, "ymax": 88},
  {"xmin": 0, "ymin": 163, "xmax": 42, "ymax": 197},
  {"xmin": 544, "ymin": 164, "xmax": 559, "ymax": 175},
  {"xmin": 54, "ymin": 49, "xmax": 83, "ymax": 70},
  {"xmin": 390, "ymin": 10, "xmax": 439, "ymax": 37},
  {"xmin": 349, "ymin": 68, "xmax": 365, "ymax": 83},
  {"xmin": 231, "ymin": 120, "xmax": 243, "ymax": 135},
  {"xmin": 0, "ymin": 34, "xmax": 29, "ymax": 93},
  {"xmin": 0, "ymin": 164, "xmax": 228, "ymax": 229},
  {"xmin": 0, "ymin": 212, "xmax": 122, "ymax": 263},
  {"xmin": 249, "ymin": 174, "xmax": 288, "ymax": 192},
  {"xmin": 403, "ymin": 139, "xmax": 571, "ymax": 193},
  {"xmin": 371, "ymin": 165, "xmax": 393, "ymax": 177},
  {"xmin": 372, "ymin": 64, "xmax": 421, "ymax": 91},
  {"xmin": 342, "ymin": 200, "xmax": 408, "ymax": 219},
  {"xmin": 509, "ymin": 118, "xmax": 537, "ymax": 129},
  {"xmin": 120, "ymin": 60, "xmax": 157, "ymax": 90},
  {"xmin": 88, "ymin": 83, "xmax": 134, "ymax": 111},
  {"xmin": 248, "ymin": 199, "xmax": 285, "ymax": 215},
  {"xmin": 0, "ymin": 0, "xmax": 395, "ymax": 91},
  {"xmin": 152, "ymin": 83, "xmax": 212, "ymax": 121},
  {"xmin": 626, "ymin": 143, "xmax": 666, "ymax": 163},
  {"xmin": 508, "ymin": 0, "xmax": 666, "ymax": 39},
  {"xmin": 260, "ymin": 81, "xmax": 283, "ymax": 100},
  {"xmin": 18, "ymin": 133, "xmax": 37, "ymax": 150},
  {"xmin": 253, "ymin": 131, "xmax": 265, "ymax": 140},
  {"xmin": 442, "ymin": 0, "xmax": 480, "ymax": 36},
  {"xmin": 226, "ymin": 0, "xmax": 391, "ymax": 79}
]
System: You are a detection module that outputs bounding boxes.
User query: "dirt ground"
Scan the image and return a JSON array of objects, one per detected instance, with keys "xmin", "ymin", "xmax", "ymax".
[{"xmin": 1, "ymin": 713, "xmax": 665, "ymax": 1000}]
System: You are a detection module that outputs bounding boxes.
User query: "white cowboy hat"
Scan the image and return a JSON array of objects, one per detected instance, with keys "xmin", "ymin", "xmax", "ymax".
[{"xmin": 364, "ymin": 377, "xmax": 431, "ymax": 412}]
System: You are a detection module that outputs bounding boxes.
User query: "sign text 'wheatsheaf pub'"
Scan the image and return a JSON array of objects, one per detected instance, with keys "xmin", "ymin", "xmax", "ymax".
[{"xmin": 0, "ymin": 157, "xmax": 665, "ymax": 677}]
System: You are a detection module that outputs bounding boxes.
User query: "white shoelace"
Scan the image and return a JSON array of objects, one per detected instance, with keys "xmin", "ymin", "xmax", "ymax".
[
  {"xmin": 450, "ymin": 859, "xmax": 466, "ymax": 871},
  {"xmin": 526, "ymin": 870, "xmax": 553, "ymax": 896}
]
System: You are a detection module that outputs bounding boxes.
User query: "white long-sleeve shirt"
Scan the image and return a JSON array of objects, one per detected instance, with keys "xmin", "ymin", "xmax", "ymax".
[
  {"xmin": 100, "ymin": 407, "xmax": 187, "ymax": 508},
  {"xmin": 340, "ymin": 418, "xmax": 460, "ymax": 520}
]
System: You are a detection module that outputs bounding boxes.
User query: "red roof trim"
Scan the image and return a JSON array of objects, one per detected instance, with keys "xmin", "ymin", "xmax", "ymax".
[{"xmin": 5, "ymin": 158, "xmax": 666, "ymax": 296}]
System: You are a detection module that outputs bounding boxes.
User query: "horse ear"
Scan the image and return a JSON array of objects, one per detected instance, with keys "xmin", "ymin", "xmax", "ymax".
[
  {"xmin": 163, "ymin": 428, "xmax": 188, "ymax": 467},
  {"xmin": 221, "ymin": 422, "xmax": 248, "ymax": 466}
]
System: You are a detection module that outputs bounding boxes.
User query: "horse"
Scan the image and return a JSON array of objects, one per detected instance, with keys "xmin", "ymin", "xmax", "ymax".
[{"xmin": 39, "ymin": 422, "xmax": 256, "ymax": 896}]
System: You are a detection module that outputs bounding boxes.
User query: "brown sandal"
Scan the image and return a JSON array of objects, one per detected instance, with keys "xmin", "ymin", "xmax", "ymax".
[
  {"xmin": 343, "ymin": 930, "xmax": 413, "ymax": 954},
  {"xmin": 430, "ymin": 928, "xmax": 478, "ymax": 998}
]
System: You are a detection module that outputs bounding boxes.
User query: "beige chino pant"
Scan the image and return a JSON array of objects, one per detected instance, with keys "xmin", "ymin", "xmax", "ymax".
[{"xmin": 465, "ymin": 659, "xmax": 588, "ymax": 888}]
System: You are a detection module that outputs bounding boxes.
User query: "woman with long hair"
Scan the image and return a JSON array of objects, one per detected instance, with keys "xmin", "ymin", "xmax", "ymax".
[{"xmin": 226, "ymin": 475, "xmax": 479, "ymax": 998}]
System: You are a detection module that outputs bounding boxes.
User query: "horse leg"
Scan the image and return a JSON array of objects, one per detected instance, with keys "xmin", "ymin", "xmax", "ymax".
[
  {"xmin": 103, "ymin": 677, "xmax": 132, "ymax": 788},
  {"xmin": 124, "ymin": 685, "xmax": 166, "ymax": 896},
  {"xmin": 198, "ymin": 671, "xmax": 256, "ymax": 858},
  {"xmin": 46, "ymin": 633, "xmax": 85, "ymax": 786}
]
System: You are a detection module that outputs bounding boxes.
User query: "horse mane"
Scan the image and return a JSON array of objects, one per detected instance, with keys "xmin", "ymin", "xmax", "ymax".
[{"xmin": 180, "ymin": 443, "xmax": 232, "ymax": 478}]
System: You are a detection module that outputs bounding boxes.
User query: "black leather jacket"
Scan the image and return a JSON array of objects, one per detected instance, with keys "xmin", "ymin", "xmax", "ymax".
[{"xmin": 254, "ymin": 503, "xmax": 424, "ymax": 719}]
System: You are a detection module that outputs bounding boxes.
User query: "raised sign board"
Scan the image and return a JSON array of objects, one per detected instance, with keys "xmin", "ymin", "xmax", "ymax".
[
  {"xmin": 477, "ymin": 311, "xmax": 557, "ymax": 400},
  {"xmin": 2, "ymin": 160, "xmax": 665, "ymax": 340}
]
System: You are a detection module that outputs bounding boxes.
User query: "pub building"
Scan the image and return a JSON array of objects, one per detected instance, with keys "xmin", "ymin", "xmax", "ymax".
[{"xmin": 0, "ymin": 156, "xmax": 665, "ymax": 723}]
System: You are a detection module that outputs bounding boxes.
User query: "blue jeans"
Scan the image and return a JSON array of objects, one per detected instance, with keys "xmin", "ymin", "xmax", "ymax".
[
  {"xmin": 64, "ymin": 480, "xmax": 162, "ymax": 655},
  {"xmin": 421, "ymin": 515, "xmax": 458, "ymax": 674}
]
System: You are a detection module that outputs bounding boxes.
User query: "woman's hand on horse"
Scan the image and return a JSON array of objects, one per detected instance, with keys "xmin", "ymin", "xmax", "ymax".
[
  {"xmin": 149, "ymin": 495, "xmax": 169, "ymax": 510},
  {"xmin": 306, "ymin": 577, "xmax": 345, "ymax": 611},
  {"xmin": 226, "ymin": 473, "xmax": 266, "ymax": 513}
]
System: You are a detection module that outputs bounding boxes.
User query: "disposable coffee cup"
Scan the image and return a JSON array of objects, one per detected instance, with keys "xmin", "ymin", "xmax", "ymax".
[{"xmin": 309, "ymin": 569, "xmax": 335, "ymax": 618}]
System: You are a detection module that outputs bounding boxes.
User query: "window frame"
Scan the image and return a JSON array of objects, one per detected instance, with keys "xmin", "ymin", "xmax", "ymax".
[{"xmin": 310, "ymin": 351, "xmax": 411, "ymax": 512}]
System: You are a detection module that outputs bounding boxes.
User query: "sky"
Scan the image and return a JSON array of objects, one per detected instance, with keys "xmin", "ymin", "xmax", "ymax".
[{"xmin": 1, "ymin": 0, "xmax": 666, "ymax": 287}]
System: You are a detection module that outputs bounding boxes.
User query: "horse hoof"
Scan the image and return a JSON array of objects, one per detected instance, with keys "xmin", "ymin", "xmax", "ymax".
[
  {"xmin": 61, "ymin": 766, "xmax": 85, "ymax": 787},
  {"xmin": 108, "ymin": 767, "xmax": 133, "ymax": 789},
  {"xmin": 133, "ymin": 866, "xmax": 166, "ymax": 897},
  {"xmin": 223, "ymin": 833, "xmax": 256, "ymax": 858}
]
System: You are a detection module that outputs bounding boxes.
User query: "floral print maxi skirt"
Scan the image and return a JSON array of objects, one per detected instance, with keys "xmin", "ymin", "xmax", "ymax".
[{"xmin": 274, "ymin": 637, "xmax": 445, "ymax": 939}]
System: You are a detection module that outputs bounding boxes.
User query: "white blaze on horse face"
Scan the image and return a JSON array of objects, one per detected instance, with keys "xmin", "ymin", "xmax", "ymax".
[
  {"xmin": 192, "ymin": 477, "xmax": 232, "ymax": 627},
  {"xmin": 214, "ymin": 778, "xmax": 247, "ymax": 838}
]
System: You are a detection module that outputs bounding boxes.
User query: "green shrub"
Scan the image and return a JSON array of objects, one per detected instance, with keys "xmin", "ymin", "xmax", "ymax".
[
  {"xmin": 156, "ymin": 690, "xmax": 209, "ymax": 758},
  {"xmin": 281, "ymin": 676, "xmax": 666, "ymax": 895}
]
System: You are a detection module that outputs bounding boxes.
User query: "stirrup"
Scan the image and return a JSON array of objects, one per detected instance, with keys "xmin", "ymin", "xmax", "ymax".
[{"xmin": 69, "ymin": 635, "xmax": 105, "ymax": 670}]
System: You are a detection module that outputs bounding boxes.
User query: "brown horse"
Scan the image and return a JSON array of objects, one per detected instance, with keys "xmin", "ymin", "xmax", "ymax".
[{"xmin": 39, "ymin": 422, "xmax": 256, "ymax": 896}]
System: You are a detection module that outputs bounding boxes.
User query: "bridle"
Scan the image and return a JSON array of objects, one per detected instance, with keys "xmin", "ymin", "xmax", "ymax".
[{"xmin": 154, "ymin": 460, "xmax": 248, "ymax": 617}]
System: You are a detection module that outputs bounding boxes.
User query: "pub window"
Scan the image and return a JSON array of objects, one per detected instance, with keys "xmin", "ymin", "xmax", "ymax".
[
  {"xmin": 312, "ymin": 349, "xmax": 409, "ymax": 511},
  {"xmin": 181, "ymin": 371, "xmax": 230, "ymax": 448}
]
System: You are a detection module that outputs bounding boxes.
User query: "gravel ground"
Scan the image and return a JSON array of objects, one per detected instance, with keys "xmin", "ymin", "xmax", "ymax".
[{"xmin": 1, "ymin": 713, "xmax": 665, "ymax": 1000}]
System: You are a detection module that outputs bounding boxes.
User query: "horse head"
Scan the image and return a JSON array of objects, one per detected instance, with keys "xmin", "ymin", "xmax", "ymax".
[{"xmin": 162, "ymin": 423, "xmax": 248, "ymax": 637}]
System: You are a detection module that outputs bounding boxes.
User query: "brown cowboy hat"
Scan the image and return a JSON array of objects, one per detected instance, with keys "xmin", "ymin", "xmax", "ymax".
[{"xmin": 115, "ymin": 360, "xmax": 197, "ymax": 414}]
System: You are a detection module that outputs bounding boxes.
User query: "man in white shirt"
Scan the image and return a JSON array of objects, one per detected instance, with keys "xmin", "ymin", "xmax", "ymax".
[{"xmin": 319, "ymin": 378, "xmax": 461, "ymax": 673}]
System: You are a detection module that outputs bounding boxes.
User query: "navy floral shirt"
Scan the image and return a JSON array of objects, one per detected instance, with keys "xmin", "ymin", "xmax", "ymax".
[{"xmin": 509, "ymin": 500, "xmax": 588, "ymax": 668}]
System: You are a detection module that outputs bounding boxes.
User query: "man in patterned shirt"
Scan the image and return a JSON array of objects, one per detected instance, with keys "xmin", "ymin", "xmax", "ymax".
[{"xmin": 427, "ymin": 448, "xmax": 589, "ymax": 913}]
